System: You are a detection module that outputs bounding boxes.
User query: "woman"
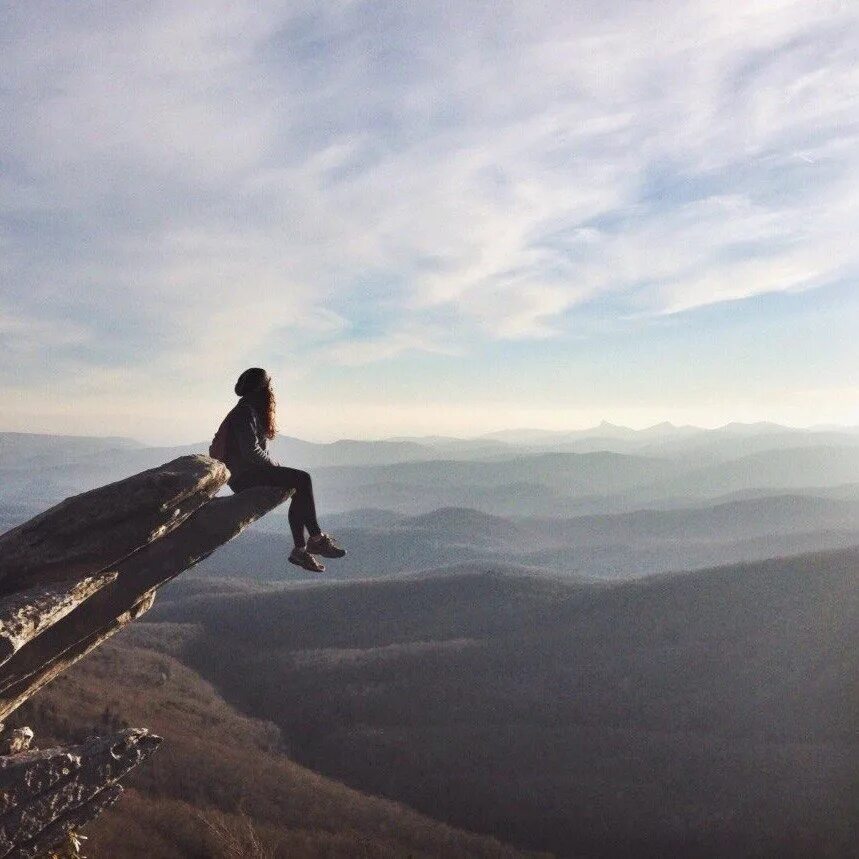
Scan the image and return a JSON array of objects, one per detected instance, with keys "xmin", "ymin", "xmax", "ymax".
[{"xmin": 211, "ymin": 367, "xmax": 346, "ymax": 573}]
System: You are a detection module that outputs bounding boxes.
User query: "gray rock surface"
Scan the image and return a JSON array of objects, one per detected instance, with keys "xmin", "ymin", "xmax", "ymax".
[
  {"xmin": 0, "ymin": 729, "xmax": 161, "ymax": 858},
  {"xmin": 0, "ymin": 455, "xmax": 227, "ymax": 591},
  {"xmin": 0, "ymin": 455, "xmax": 291, "ymax": 857},
  {"xmin": 0, "ymin": 729, "xmax": 32, "ymax": 757},
  {"xmin": 0, "ymin": 574, "xmax": 117, "ymax": 667}
]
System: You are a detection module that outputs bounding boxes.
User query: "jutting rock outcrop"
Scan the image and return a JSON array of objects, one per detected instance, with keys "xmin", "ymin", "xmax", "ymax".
[
  {"xmin": 0, "ymin": 729, "xmax": 160, "ymax": 858},
  {"xmin": 0, "ymin": 456, "xmax": 291, "ymax": 857}
]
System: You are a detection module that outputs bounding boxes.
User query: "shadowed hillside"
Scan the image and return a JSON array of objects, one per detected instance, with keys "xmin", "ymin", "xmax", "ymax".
[
  {"xmin": 146, "ymin": 550, "xmax": 859, "ymax": 858},
  {"xmin": 2, "ymin": 431, "xmax": 859, "ymax": 856},
  {"xmin": 6, "ymin": 636, "xmax": 537, "ymax": 859}
]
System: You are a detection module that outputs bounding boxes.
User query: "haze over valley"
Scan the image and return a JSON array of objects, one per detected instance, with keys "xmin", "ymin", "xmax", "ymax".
[
  {"xmin": 2, "ymin": 421, "xmax": 858, "ymax": 855},
  {"xmin": 5, "ymin": 422, "xmax": 859, "ymax": 584}
]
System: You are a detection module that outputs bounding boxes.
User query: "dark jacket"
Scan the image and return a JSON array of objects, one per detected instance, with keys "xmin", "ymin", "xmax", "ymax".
[{"xmin": 222, "ymin": 397, "xmax": 277, "ymax": 478}]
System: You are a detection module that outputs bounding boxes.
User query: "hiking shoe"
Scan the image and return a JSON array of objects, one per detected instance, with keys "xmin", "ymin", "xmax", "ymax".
[
  {"xmin": 288, "ymin": 547, "xmax": 325, "ymax": 573},
  {"xmin": 306, "ymin": 532, "xmax": 347, "ymax": 559}
]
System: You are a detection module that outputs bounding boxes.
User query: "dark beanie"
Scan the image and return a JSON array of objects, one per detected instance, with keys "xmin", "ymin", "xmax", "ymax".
[{"xmin": 235, "ymin": 367, "xmax": 271, "ymax": 397}]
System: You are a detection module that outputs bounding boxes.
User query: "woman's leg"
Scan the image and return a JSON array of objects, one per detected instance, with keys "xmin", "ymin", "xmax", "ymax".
[
  {"xmin": 287, "ymin": 469, "xmax": 322, "ymax": 546},
  {"xmin": 287, "ymin": 503, "xmax": 307, "ymax": 548},
  {"xmin": 230, "ymin": 465, "xmax": 320, "ymax": 548}
]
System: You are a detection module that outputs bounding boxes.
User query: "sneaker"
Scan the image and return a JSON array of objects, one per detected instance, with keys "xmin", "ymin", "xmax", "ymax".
[
  {"xmin": 306, "ymin": 532, "xmax": 347, "ymax": 559},
  {"xmin": 288, "ymin": 547, "xmax": 325, "ymax": 573}
]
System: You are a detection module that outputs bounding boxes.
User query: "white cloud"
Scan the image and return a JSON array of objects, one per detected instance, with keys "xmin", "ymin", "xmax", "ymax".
[
  {"xmin": 322, "ymin": 326, "xmax": 460, "ymax": 366},
  {"xmin": 0, "ymin": 309, "xmax": 89, "ymax": 354},
  {"xmin": 1, "ymin": 0, "xmax": 858, "ymax": 437}
]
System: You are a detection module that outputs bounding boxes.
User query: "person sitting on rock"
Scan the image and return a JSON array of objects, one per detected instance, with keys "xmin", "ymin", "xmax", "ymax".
[{"xmin": 210, "ymin": 367, "xmax": 346, "ymax": 573}]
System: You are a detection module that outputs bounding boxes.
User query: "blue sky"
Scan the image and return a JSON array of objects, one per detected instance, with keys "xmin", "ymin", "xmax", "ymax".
[{"xmin": 1, "ymin": 1, "xmax": 858, "ymax": 442}]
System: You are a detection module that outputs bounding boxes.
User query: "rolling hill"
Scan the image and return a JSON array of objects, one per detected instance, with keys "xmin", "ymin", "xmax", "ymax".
[
  {"xmin": 196, "ymin": 494, "xmax": 859, "ymax": 582},
  {"xmin": 6, "ymin": 633, "xmax": 536, "ymax": 859},
  {"xmin": 146, "ymin": 549, "xmax": 859, "ymax": 857},
  {"xmin": 6, "ymin": 427, "xmax": 859, "ymax": 520}
]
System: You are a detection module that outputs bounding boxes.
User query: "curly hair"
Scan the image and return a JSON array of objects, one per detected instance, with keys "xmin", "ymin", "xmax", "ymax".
[
  {"xmin": 259, "ymin": 384, "xmax": 277, "ymax": 440},
  {"xmin": 247, "ymin": 383, "xmax": 277, "ymax": 440}
]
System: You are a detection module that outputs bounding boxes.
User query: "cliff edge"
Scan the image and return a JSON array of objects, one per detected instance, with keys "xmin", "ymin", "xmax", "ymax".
[{"xmin": 0, "ymin": 455, "xmax": 290, "ymax": 857}]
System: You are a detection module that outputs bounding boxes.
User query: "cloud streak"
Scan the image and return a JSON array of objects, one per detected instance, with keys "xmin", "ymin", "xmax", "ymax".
[{"xmin": 1, "ymin": 0, "xmax": 857, "ymax": 437}]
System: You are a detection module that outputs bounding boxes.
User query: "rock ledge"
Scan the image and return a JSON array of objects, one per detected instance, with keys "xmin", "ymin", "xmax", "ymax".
[{"xmin": 0, "ymin": 456, "xmax": 291, "ymax": 856}]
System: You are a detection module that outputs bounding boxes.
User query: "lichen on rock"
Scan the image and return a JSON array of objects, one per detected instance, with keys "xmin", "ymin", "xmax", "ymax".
[{"xmin": 0, "ymin": 729, "xmax": 161, "ymax": 858}]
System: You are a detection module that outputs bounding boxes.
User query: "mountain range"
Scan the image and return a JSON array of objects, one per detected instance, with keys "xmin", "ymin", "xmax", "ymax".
[{"xmin": 3, "ymin": 425, "xmax": 859, "ymax": 856}]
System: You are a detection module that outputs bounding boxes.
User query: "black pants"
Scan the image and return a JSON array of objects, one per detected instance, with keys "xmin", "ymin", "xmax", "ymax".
[{"xmin": 229, "ymin": 465, "xmax": 321, "ymax": 548}]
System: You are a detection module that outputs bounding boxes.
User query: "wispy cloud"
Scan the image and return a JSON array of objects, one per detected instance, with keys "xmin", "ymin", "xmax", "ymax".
[
  {"xmin": 323, "ymin": 325, "xmax": 461, "ymax": 366},
  {"xmin": 1, "ymin": 0, "xmax": 857, "ymax": 438}
]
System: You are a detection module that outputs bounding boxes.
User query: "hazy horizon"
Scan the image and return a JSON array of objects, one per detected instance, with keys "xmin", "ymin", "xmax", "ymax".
[{"xmin": 3, "ymin": 417, "xmax": 859, "ymax": 448}]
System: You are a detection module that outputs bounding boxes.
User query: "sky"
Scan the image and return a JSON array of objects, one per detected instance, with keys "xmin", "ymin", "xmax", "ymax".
[{"xmin": 1, "ymin": 0, "xmax": 858, "ymax": 443}]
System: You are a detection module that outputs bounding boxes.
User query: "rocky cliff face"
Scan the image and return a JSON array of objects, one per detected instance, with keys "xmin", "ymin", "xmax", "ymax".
[
  {"xmin": 0, "ymin": 456, "xmax": 290, "ymax": 857},
  {"xmin": 0, "ymin": 729, "xmax": 161, "ymax": 858}
]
